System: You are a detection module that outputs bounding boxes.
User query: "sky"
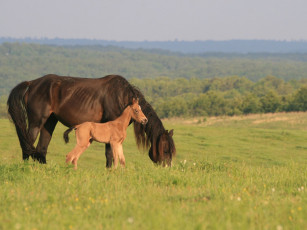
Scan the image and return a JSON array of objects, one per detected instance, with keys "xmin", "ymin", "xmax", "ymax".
[{"xmin": 0, "ymin": 0, "xmax": 306, "ymax": 41}]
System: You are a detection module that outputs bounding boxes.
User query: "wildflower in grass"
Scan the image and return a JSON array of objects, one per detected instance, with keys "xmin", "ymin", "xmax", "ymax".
[
  {"xmin": 272, "ymin": 188, "xmax": 275, "ymax": 192},
  {"xmin": 89, "ymin": 197, "xmax": 95, "ymax": 203},
  {"xmin": 15, "ymin": 223, "xmax": 21, "ymax": 230},
  {"xmin": 237, "ymin": 197, "xmax": 241, "ymax": 201},
  {"xmin": 276, "ymin": 225, "xmax": 283, "ymax": 230},
  {"xmin": 298, "ymin": 186, "xmax": 304, "ymax": 192},
  {"xmin": 127, "ymin": 217, "xmax": 134, "ymax": 224}
]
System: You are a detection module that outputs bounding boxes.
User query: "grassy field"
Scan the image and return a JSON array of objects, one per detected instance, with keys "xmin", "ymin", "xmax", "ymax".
[{"xmin": 0, "ymin": 112, "xmax": 306, "ymax": 230}]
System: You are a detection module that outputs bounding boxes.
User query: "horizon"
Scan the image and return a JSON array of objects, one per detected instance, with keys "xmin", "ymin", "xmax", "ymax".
[
  {"xmin": 2, "ymin": 38, "xmax": 307, "ymax": 54},
  {"xmin": 2, "ymin": 37, "xmax": 307, "ymax": 42}
]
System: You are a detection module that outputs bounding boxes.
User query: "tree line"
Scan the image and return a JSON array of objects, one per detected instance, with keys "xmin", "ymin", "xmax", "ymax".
[
  {"xmin": 130, "ymin": 76, "xmax": 307, "ymax": 118},
  {"xmin": 1, "ymin": 75, "xmax": 306, "ymax": 119}
]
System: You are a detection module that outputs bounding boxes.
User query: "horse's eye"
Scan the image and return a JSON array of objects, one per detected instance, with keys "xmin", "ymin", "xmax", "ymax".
[{"xmin": 134, "ymin": 109, "xmax": 139, "ymax": 113}]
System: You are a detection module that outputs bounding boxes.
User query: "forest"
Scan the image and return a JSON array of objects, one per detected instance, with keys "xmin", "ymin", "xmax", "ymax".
[{"xmin": 0, "ymin": 43, "xmax": 306, "ymax": 118}]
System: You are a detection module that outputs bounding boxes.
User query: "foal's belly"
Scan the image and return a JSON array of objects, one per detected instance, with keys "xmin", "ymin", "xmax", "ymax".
[{"xmin": 91, "ymin": 124, "xmax": 112, "ymax": 144}]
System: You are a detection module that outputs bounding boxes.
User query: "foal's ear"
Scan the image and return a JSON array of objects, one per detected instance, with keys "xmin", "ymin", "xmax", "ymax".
[
  {"xmin": 169, "ymin": 129, "xmax": 174, "ymax": 137},
  {"xmin": 132, "ymin": 98, "xmax": 137, "ymax": 104}
]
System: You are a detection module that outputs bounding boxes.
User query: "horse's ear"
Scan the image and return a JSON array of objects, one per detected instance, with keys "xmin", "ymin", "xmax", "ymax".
[
  {"xmin": 169, "ymin": 129, "xmax": 174, "ymax": 137},
  {"xmin": 132, "ymin": 98, "xmax": 137, "ymax": 104}
]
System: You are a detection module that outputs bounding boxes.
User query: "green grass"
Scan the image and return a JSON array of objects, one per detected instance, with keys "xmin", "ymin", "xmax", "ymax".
[{"xmin": 0, "ymin": 112, "xmax": 306, "ymax": 230}]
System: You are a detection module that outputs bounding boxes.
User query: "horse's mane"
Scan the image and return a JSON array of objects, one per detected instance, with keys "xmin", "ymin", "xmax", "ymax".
[
  {"xmin": 133, "ymin": 88, "xmax": 166, "ymax": 150},
  {"xmin": 105, "ymin": 75, "xmax": 166, "ymax": 152}
]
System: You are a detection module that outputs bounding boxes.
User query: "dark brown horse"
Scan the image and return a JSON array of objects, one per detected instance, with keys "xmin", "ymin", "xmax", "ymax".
[{"xmin": 7, "ymin": 74, "xmax": 176, "ymax": 167}]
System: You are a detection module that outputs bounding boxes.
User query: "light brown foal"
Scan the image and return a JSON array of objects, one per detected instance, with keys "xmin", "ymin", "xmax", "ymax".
[{"xmin": 64, "ymin": 98, "xmax": 148, "ymax": 169}]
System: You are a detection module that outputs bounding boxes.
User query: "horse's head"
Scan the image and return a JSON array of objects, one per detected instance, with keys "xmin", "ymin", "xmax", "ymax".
[
  {"xmin": 149, "ymin": 129, "xmax": 176, "ymax": 167},
  {"xmin": 130, "ymin": 98, "xmax": 148, "ymax": 125}
]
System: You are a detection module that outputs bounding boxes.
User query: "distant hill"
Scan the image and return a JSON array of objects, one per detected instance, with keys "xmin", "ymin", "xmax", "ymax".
[{"xmin": 1, "ymin": 38, "xmax": 307, "ymax": 54}]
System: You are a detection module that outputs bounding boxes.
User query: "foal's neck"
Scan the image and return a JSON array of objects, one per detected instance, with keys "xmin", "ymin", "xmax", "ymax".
[{"xmin": 115, "ymin": 106, "xmax": 132, "ymax": 128}]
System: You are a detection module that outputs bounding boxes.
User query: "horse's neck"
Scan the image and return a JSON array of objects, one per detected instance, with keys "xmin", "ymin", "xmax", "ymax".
[
  {"xmin": 138, "ymin": 100, "xmax": 165, "ymax": 139},
  {"xmin": 115, "ymin": 107, "xmax": 131, "ymax": 129}
]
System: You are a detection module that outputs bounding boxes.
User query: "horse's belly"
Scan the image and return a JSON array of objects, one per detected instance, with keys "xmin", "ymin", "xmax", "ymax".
[{"xmin": 54, "ymin": 104, "xmax": 103, "ymax": 127}]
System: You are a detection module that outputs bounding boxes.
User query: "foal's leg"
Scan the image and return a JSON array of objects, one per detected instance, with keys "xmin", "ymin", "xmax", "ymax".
[
  {"xmin": 66, "ymin": 145, "xmax": 80, "ymax": 165},
  {"xmin": 71, "ymin": 141, "xmax": 91, "ymax": 169},
  {"xmin": 66, "ymin": 136, "xmax": 91, "ymax": 170},
  {"xmin": 66, "ymin": 145, "xmax": 88, "ymax": 169},
  {"xmin": 117, "ymin": 144, "xmax": 125, "ymax": 167},
  {"xmin": 110, "ymin": 143, "xmax": 119, "ymax": 168},
  {"xmin": 110, "ymin": 143, "xmax": 125, "ymax": 168}
]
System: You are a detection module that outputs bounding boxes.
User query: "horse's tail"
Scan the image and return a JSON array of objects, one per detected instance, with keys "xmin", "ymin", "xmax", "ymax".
[
  {"xmin": 63, "ymin": 127, "xmax": 75, "ymax": 143},
  {"xmin": 7, "ymin": 81, "xmax": 35, "ymax": 159}
]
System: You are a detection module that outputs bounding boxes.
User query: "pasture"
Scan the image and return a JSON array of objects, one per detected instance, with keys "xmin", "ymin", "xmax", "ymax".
[{"xmin": 0, "ymin": 112, "xmax": 306, "ymax": 230}]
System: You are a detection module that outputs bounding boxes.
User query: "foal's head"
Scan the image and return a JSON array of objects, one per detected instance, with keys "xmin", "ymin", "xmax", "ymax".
[{"xmin": 130, "ymin": 98, "xmax": 148, "ymax": 125}]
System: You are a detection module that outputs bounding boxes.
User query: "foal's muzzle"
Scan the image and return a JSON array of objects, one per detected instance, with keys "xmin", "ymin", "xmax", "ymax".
[{"xmin": 141, "ymin": 118, "xmax": 148, "ymax": 125}]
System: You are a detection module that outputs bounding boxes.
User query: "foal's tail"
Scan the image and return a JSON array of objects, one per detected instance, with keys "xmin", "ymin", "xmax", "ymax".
[{"xmin": 63, "ymin": 127, "xmax": 75, "ymax": 143}]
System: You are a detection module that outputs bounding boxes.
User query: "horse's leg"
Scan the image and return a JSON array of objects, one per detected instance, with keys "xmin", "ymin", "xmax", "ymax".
[
  {"xmin": 35, "ymin": 114, "xmax": 58, "ymax": 163},
  {"xmin": 27, "ymin": 115, "xmax": 49, "ymax": 161},
  {"xmin": 26, "ymin": 124, "xmax": 41, "ymax": 160},
  {"xmin": 105, "ymin": 144, "xmax": 113, "ymax": 168},
  {"xmin": 26, "ymin": 102, "xmax": 53, "ymax": 163}
]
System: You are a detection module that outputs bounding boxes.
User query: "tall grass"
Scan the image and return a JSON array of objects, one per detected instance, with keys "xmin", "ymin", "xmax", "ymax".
[{"xmin": 0, "ymin": 112, "xmax": 306, "ymax": 230}]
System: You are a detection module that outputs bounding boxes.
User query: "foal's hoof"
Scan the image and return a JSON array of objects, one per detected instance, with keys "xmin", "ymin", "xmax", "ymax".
[{"xmin": 66, "ymin": 155, "xmax": 73, "ymax": 164}]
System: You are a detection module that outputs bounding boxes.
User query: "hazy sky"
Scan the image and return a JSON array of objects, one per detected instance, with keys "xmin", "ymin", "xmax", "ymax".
[{"xmin": 0, "ymin": 0, "xmax": 306, "ymax": 41}]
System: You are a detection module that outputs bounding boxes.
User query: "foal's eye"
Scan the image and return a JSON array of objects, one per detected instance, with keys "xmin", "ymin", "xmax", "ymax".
[{"xmin": 134, "ymin": 109, "xmax": 139, "ymax": 113}]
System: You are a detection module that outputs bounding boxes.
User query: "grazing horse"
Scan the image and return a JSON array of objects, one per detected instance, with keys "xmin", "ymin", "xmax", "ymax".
[
  {"xmin": 7, "ymin": 74, "xmax": 176, "ymax": 167},
  {"xmin": 64, "ymin": 98, "xmax": 148, "ymax": 169}
]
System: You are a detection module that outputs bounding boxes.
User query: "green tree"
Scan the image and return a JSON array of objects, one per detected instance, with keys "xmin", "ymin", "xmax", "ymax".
[
  {"xmin": 288, "ymin": 87, "xmax": 307, "ymax": 111},
  {"xmin": 260, "ymin": 90, "xmax": 282, "ymax": 113},
  {"xmin": 241, "ymin": 93, "xmax": 262, "ymax": 114}
]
